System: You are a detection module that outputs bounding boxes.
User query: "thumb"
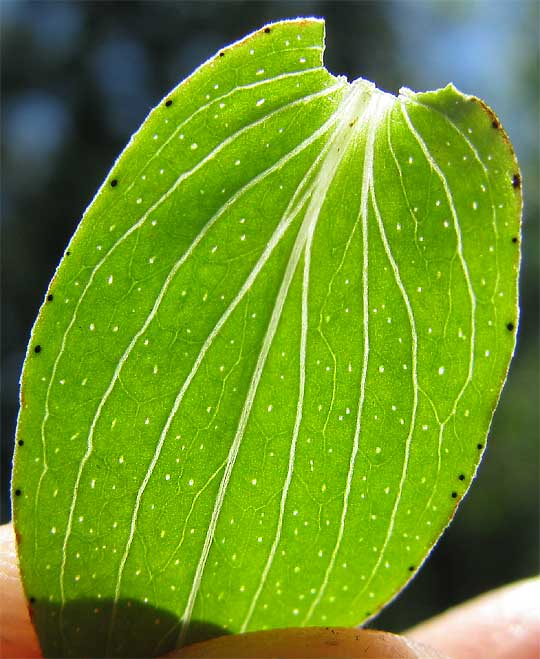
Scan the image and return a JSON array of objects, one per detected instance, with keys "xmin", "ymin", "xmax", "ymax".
[{"xmin": 166, "ymin": 627, "xmax": 445, "ymax": 658}]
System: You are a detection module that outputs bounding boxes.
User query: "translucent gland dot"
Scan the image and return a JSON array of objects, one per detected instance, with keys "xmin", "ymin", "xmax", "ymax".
[
  {"xmin": 191, "ymin": 143, "xmax": 198, "ymax": 150},
  {"xmin": 438, "ymin": 366, "xmax": 445, "ymax": 375},
  {"xmin": 256, "ymin": 98, "xmax": 265, "ymax": 107}
]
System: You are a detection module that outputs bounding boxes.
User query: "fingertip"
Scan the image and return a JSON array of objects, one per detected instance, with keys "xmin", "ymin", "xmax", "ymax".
[
  {"xmin": 166, "ymin": 627, "xmax": 441, "ymax": 658},
  {"xmin": 407, "ymin": 577, "xmax": 540, "ymax": 659},
  {"xmin": 0, "ymin": 523, "xmax": 42, "ymax": 658}
]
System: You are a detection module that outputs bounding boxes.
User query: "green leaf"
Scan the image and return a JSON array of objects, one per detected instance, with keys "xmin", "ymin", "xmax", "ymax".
[{"xmin": 12, "ymin": 17, "xmax": 521, "ymax": 658}]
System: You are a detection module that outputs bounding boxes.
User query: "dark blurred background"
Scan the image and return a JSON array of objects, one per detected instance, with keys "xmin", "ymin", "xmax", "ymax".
[{"xmin": 1, "ymin": 0, "xmax": 538, "ymax": 633}]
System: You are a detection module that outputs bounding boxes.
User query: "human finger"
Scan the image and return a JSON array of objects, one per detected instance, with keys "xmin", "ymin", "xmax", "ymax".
[
  {"xmin": 406, "ymin": 576, "xmax": 540, "ymax": 659},
  {"xmin": 0, "ymin": 523, "xmax": 41, "ymax": 658},
  {"xmin": 166, "ymin": 627, "xmax": 445, "ymax": 658}
]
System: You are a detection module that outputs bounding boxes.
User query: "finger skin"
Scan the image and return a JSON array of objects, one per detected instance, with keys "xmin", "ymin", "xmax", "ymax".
[
  {"xmin": 166, "ymin": 628, "xmax": 430, "ymax": 658},
  {"xmin": 407, "ymin": 577, "xmax": 540, "ymax": 659},
  {"xmin": 0, "ymin": 523, "xmax": 41, "ymax": 658}
]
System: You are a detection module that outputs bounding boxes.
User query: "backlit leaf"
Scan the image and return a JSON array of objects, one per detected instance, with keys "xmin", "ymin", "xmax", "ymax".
[{"xmin": 12, "ymin": 18, "xmax": 521, "ymax": 658}]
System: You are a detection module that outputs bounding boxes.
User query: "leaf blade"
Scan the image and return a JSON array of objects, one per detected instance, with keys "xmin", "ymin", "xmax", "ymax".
[{"xmin": 13, "ymin": 19, "xmax": 520, "ymax": 658}]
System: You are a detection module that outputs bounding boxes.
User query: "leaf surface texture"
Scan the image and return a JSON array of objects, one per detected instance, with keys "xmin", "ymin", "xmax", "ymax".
[{"xmin": 12, "ymin": 18, "xmax": 521, "ymax": 658}]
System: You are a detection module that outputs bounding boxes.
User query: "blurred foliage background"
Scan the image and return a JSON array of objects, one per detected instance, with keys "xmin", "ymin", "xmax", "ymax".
[{"xmin": 1, "ymin": 0, "xmax": 538, "ymax": 633}]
